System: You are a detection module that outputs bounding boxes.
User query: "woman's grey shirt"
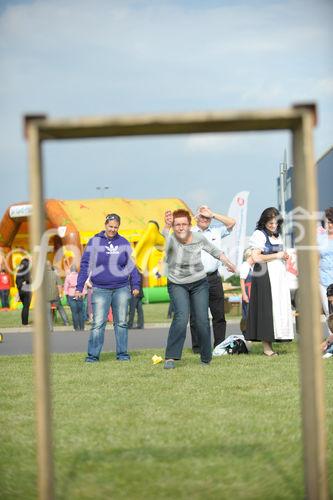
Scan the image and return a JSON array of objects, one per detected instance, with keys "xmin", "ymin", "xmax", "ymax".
[{"xmin": 165, "ymin": 232, "xmax": 221, "ymax": 284}]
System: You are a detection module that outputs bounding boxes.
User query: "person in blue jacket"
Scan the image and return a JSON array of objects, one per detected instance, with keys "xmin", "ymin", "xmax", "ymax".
[{"xmin": 75, "ymin": 213, "xmax": 140, "ymax": 362}]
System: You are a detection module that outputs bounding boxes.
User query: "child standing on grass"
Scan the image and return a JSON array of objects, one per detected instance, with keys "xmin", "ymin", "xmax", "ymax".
[
  {"xmin": 64, "ymin": 265, "xmax": 87, "ymax": 331},
  {"xmin": 239, "ymin": 248, "xmax": 254, "ymax": 334},
  {"xmin": 0, "ymin": 267, "xmax": 11, "ymax": 309}
]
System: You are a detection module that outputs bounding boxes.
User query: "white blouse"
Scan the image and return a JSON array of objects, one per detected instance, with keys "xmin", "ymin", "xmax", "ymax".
[{"xmin": 249, "ymin": 229, "xmax": 283, "ymax": 251}]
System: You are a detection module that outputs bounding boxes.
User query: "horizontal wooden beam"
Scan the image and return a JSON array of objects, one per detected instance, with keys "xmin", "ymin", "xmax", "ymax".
[{"xmin": 26, "ymin": 105, "xmax": 316, "ymax": 141}]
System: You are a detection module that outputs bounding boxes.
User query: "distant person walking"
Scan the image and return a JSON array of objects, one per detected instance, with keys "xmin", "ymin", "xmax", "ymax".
[
  {"xmin": 128, "ymin": 272, "xmax": 144, "ymax": 329},
  {"xmin": 245, "ymin": 207, "xmax": 294, "ymax": 356},
  {"xmin": 64, "ymin": 265, "xmax": 86, "ymax": 331},
  {"xmin": 15, "ymin": 258, "xmax": 32, "ymax": 325},
  {"xmin": 0, "ymin": 267, "xmax": 11, "ymax": 309},
  {"xmin": 45, "ymin": 261, "xmax": 69, "ymax": 331}
]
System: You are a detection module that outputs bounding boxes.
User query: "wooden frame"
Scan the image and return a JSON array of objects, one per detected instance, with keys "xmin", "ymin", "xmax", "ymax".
[{"xmin": 25, "ymin": 104, "xmax": 328, "ymax": 500}]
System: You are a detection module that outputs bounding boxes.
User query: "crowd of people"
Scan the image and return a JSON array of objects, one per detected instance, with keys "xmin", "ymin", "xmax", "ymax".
[{"xmin": 1, "ymin": 204, "xmax": 332, "ymax": 366}]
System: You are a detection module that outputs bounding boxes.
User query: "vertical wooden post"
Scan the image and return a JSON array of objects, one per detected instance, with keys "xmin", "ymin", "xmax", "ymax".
[
  {"xmin": 27, "ymin": 122, "xmax": 54, "ymax": 500},
  {"xmin": 292, "ymin": 109, "xmax": 328, "ymax": 500}
]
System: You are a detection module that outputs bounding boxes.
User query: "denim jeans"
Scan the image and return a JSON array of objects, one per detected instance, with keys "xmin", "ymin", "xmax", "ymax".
[
  {"xmin": 190, "ymin": 271, "xmax": 226, "ymax": 348},
  {"xmin": 67, "ymin": 296, "xmax": 85, "ymax": 330},
  {"xmin": 87, "ymin": 286, "xmax": 131, "ymax": 360},
  {"xmin": 0, "ymin": 289, "xmax": 10, "ymax": 308},
  {"xmin": 166, "ymin": 278, "xmax": 211, "ymax": 363}
]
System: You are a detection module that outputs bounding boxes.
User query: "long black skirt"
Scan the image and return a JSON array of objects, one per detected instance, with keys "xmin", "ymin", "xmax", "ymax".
[{"xmin": 245, "ymin": 262, "xmax": 275, "ymax": 342}]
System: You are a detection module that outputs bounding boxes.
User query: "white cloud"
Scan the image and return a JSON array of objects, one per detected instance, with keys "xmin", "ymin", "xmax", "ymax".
[
  {"xmin": 185, "ymin": 134, "xmax": 243, "ymax": 153},
  {"xmin": 316, "ymin": 78, "xmax": 333, "ymax": 97}
]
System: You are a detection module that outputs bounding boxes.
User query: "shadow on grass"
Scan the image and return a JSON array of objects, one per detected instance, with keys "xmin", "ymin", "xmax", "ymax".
[
  {"xmin": 59, "ymin": 442, "xmax": 301, "ymax": 499},
  {"xmin": 99, "ymin": 345, "xmax": 296, "ymax": 363}
]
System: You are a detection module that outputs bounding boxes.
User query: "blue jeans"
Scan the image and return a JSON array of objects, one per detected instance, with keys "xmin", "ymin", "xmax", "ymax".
[
  {"xmin": 166, "ymin": 278, "xmax": 211, "ymax": 363},
  {"xmin": 87, "ymin": 286, "xmax": 131, "ymax": 361},
  {"xmin": 67, "ymin": 296, "xmax": 85, "ymax": 330},
  {"xmin": 0, "ymin": 289, "xmax": 10, "ymax": 308}
]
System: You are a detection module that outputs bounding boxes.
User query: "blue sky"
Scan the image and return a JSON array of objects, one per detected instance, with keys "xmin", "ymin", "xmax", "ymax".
[{"xmin": 0, "ymin": 0, "xmax": 332, "ymax": 231}]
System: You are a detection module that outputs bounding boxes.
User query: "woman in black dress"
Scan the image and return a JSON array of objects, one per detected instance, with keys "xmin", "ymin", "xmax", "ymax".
[{"xmin": 245, "ymin": 207, "xmax": 294, "ymax": 356}]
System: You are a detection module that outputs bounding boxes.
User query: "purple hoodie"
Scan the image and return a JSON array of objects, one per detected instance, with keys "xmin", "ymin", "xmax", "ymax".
[{"xmin": 76, "ymin": 231, "xmax": 140, "ymax": 292}]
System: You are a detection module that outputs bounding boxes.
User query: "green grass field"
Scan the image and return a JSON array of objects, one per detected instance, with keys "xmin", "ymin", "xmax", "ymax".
[{"xmin": 1, "ymin": 343, "xmax": 332, "ymax": 499}]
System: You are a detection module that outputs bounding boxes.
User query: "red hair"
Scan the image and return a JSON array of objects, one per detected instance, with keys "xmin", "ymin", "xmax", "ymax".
[{"xmin": 172, "ymin": 209, "xmax": 191, "ymax": 224}]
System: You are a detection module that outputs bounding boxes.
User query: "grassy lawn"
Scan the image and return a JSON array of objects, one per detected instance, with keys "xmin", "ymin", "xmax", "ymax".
[
  {"xmin": 0, "ymin": 303, "xmax": 240, "ymax": 329},
  {"xmin": 1, "ymin": 343, "xmax": 332, "ymax": 499}
]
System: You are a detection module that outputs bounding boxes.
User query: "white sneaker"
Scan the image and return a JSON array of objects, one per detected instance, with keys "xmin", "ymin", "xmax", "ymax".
[{"xmin": 322, "ymin": 352, "xmax": 333, "ymax": 359}]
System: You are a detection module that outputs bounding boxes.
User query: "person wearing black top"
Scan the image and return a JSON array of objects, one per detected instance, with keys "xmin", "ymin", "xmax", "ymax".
[
  {"xmin": 128, "ymin": 271, "xmax": 144, "ymax": 329},
  {"xmin": 15, "ymin": 258, "xmax": 32, "ymax": 325}
]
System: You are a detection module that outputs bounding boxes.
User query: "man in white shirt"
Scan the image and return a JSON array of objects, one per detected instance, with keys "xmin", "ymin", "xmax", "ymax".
[{"xmin": 191, "ymin": 205, "xmax": 236, "ymax": 352}]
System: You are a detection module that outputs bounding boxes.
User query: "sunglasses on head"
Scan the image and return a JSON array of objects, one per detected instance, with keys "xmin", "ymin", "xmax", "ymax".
[{"xmin": 105, "ymin": 214, "xmax": 120, "ymax": 224}]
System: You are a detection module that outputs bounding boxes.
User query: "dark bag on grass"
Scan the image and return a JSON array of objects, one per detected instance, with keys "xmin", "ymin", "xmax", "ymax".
[
  {"xmin": 226, "ymin": 338, "xmax": 249, "ymax": 355},
  {"xmin": 213, "ymin": 335, "xmax": 249, "ymax": 356}
]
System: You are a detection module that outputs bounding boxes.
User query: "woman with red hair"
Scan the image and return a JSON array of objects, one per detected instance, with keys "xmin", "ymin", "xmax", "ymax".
[{"xmin": 163, "ymin": 209, "xmax": 235, "ymax": 369}]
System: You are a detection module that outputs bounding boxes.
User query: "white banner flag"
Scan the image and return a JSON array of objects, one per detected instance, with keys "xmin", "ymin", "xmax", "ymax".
[{"xmin": 221, "ymin": 191, "xmax": 249, "ymax": 279}]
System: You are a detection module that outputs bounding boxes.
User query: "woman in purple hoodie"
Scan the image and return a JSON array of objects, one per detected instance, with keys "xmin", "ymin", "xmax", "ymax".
[{"xmin": 75, "ymin": 213, "xmax": 140, "ymax": 362}]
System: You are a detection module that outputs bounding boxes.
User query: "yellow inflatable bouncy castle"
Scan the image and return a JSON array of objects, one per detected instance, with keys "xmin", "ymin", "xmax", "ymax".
[
  {"xmin": 0, "ymin": 197, "xmax": 193, "ymax": 306},
  {"xmin": 132, "ymin": 221, "xmax": 165, "ymax": 280}
]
